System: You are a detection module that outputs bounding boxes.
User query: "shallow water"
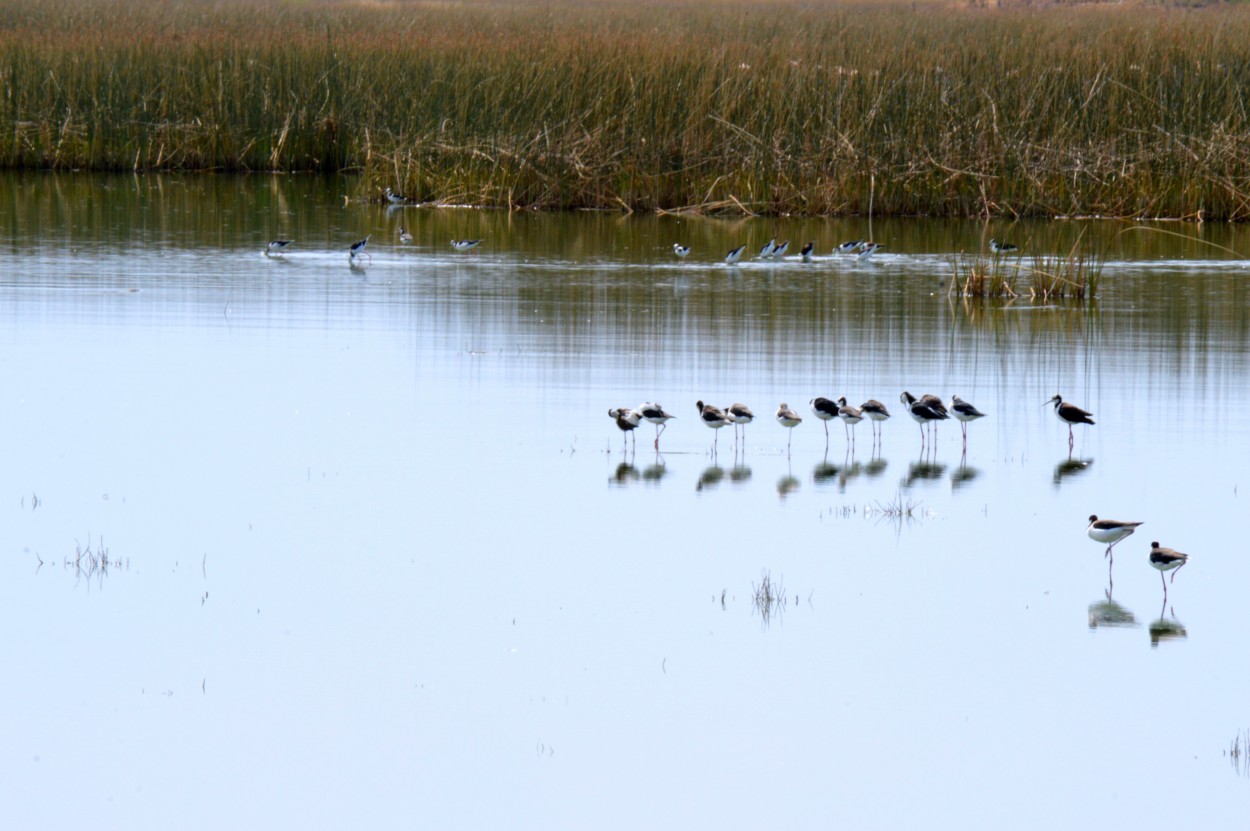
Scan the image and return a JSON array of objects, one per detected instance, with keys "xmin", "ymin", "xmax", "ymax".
[{"xmin": 2, "ymin": 172, "xmax": 1248, "ymax": 829}]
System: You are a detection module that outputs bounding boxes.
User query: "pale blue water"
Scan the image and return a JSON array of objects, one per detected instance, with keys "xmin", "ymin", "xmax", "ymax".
[{"xmin": 1, "ymin": 173, "xmax": 1248, "ymax": 829}]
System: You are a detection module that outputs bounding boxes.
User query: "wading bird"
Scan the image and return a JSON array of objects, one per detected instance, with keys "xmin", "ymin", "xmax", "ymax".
[{"xmin": 1087, "ymin": 515, "xmax": 1143, "ymax": 562}]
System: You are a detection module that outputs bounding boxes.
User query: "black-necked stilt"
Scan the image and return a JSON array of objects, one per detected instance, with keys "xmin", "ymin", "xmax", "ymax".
[
  {"xmin": 1047, "ymin": 394, "xmax": 1094, "ymax": 446},
  {"xmin": 265, "ymin": 239, "xmax": 293, "ymax": 256},
  {"xmin": 696, "ymin": 400, "xmax": 732, "ymax": 452},
  {"xmin": 836, "ymin": 396, "xmax": 863, "ymax": 448},
  {"xmin": 989, "ymin": 238, "xmax": 1019, "ymax": 255},
  {"xmin": 758, "ymin": 239, "xmax": 776, "ymax": 259},
  {"xmin": 726, "ymin": 403, "xmax": 754, "ymax": 446},
  {"xmin": 836, "ymin": 240, "xmax": 863, "ymax": 254},
  {"xmin": 900, "ymin": 391, "xmax": 948, "ymax": 447},
  {"xmin": 608, "ymin": 407, "xmax": 640, "ymax": 451},
  {"xmin": 775, "ymin": 403, "xmax": 802, "ymax": 452},
  {"xmin": 349, "ymin": 236, "xmax": 371, "ymax": 261},
  {"xmin": 637, "ymin": 402, "xmax": 675, "ymax": 450},
  {"xmin": 1087, "ymin": 515, "xmax": 1143, "ymax": 560},
  {"xmin": 857, "ymin": 242, "xmax": 883, "ymax": 260},
  {"xmin": 1149, "ymin": 542, "xmax": 1189, "ymax": 593},
  {"xmin": 810, "ymin": 397, "xmax": 839, "ymax": 447},
  {"xmin": 860, "ymin": 399, "xmax": 891, "ymax": 442},
  {"xmin": 950, "ymin": 394, "xmax": 986, "ymax": 446},
  {"xmin": 800, "ymin": 241, "xmax": 815, "ymax": 262},
  {"xmin": 673, "ymin": 243, "xmax": 690, "ymax": 258},
  {"xmin": 725, "ymin": 244, "xmax": 746, "ymax": 265},
  {"xmin": 771, "ymin": 240, "xmax": 790, "ymax": 258},
  {"xmin": 398, "ymin": 226, "xmax": 413, "ymax": 243},
  {"xmin": 451, "ymin": 239, "xmax": 482, "ymax": 253},
  {"xmin": 385, "ymin": 187, "xmax": 407, "ymax": 205}
]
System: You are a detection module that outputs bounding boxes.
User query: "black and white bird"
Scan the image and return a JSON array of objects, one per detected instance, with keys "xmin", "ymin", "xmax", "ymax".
[
  {"xmin": 775, "ymin": 403, "xmax": 802, "ymax": 452},
  {"xmin": 1087, "ymin": 515, "xmax": 1143, "ymax": 561},
  {"xmin": 1149, "ymin": 542, "xmax": 1189, "ymax": 593},
  {"xmin": 451, "ymin": 239, "xmax": 482, "ymax": 252},
  {"xmin": 770, "ymin": 240, "xmax": 790, "ymax": 258},
  {"xmin": 758, "ymin": 239, "xmax": 777, "ymax": 259},
  {"xmin": 800, "ymin": 241, "xmax": 815, "ymax": 262},
  {"xmin": 900, "ymin": 391, "xmax": 948, "ymax": 447},
  {"xmin": 385, "ymin": 187, "xmax": 407, "ymax": 205},
  {"xmin": 398, "ymin": 226, "xmax": 413, "ymax": 244},
  {"xmin": 265, "ymin": 239, "xmax": 293, "ymax": 256},
  {"xmin": 857, "ymin": 242, "xmax": 884, "ymax": 260},
  {"xmin": 1047, "ymin": 394, "xmax": 1095, "ymax": 446},
  {"xmin": 950, "ymin": 395, "xmax": 986, "ymax": 445},
  {"xmin": 636, "ymin": 402, "xmax": 675, "ymax": 450},
  {"xmin": 349, "ymin": 236, "xmax": 371, "ymax": 261},
  {"xmin": 836, "ymin": 240, "xmax": 864, "ymax": 254},
  {"xmin": 836, "ymin": 397, "xmax": 864, "ymax": 448},
  {"xmin": 695, "ymin": 400, "xmax": 732, "ymax": 452},
  {"xmin": 672, "ymin": 243, "xmax": 691, "ymax": 258},
  {"xmin": 860, "ymin": 399, "xmax": 891, "ymax": 442},
  {"xmin": 989, "ymin": 238, "xmax": 1019, "ymax": 254},
  {"xmin": 725, "ymin": 244, "xmax": 747, "ymax": 265},
  {"xmin": 810, "ymin": 397, "xmax": 839, "ymax": 446},
  {"xmin": 608, "ymin": 407, "xmax": 641, "ymax": 451},
  {"xmin": 726, "ymin": 403, "xmax": 755, "ymax": 446}
]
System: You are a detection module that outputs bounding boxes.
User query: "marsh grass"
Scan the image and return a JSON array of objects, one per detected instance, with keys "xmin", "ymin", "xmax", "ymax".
[
  {"xmin": 4, "ymin": 0, "xmax": 1250, "ymax": 217},
  {"xmin": 751, "ymin": 569, "xmax": 787, "ymax": 623}
]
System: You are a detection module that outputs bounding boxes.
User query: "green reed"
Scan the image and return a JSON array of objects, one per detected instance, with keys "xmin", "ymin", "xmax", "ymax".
[{"xmin": 3, "ymin": 0, "xmax": 1250, "ymax": 218}]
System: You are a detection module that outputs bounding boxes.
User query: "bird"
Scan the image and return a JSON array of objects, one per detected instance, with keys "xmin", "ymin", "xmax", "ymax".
[
  {"xmin": 857, "ymin": 242, "xmax": 884, "ymax": 260},
  {"xmin": 810, "ymin": 397, "xmax": 839, "ymax": 446},
  {"xmin": 990, "ymin": 238, "xmax": 1019, "ymax": 254},
  {"xmin": 349, "ymin": 236, "xmax": 371, "ymax": 261},
  {"xmin": 800, "ymin": 241, "xmax": 815, "ymax": 262},
  {"xmin": 398, "ymin": 226, "xmax": 413, "ymax": 243},
  {"xmin": 836, "ymin": 397, "xmax": 864, "ymax": 447},
  {"xmin": 775, "ymin": 403, "xmax": 802, "ymax": 452},
  {"xmin": 836, "ymin": 240, "xmax": 864, "ymax": 254},
  {"xmin": 726, "ymin": 403, "xmax": 754, "ymax": 447},
  {"xmin": 1149, "ymin": 542, "xmax": 1189, "ymax": 592},
  {"xmin": 950, "ymin": 395, "xmax": 986, "ymax": 445},
  {"xmin": 672, "ymin": 243, "xmax": 690, "ymax": 258},
  {"xmin": 695, "ymin": 400, "xmax": 732, "ymax": 452},
  {"xmin": 725, "ymin": 244, "xmax": 746, "ymax": 265},
  {"xmin": 265, "ymin": 239, "xmax": 293, "ymax": 256},
  {"xmin": 385, "ymin": 187, "xmax": 407, "ymax": 205},
  {"xmin": 451, "ymin": 239, "xmax": 482, "ymax": 252},
  {"xmin": 900, "ymin": 391, "xmax": 948, "ymax": 447},
  {"xmin": 1087, "ymin": 515, "xmax": 1143, "ymax": 560},
  {"xmin": 608, "ymin": 407, "xmax": 640, "ymax": 451},
  {"xmin": 758, "ymin": 239, "xmax": 777, "ymax": 259},
  {"xmin": 859, "ymin": 399, "xmax": 891, "ymax": 442},
  {"xmin": 771, "ymin": 240, "xmax": 790, "ymax": 258},
  {"xmin": 1047, "ymin": 394, "xmax": 1094, "ymax": 446},
  {"xmin": 636, "ymin": 402, "xmax": 675, "ymax": 450}
]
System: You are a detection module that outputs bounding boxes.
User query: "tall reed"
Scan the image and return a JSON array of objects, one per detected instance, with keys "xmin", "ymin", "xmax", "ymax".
[{"xmin": 3, "ymin": 0, "xmax": 1250, "ymax": 217}]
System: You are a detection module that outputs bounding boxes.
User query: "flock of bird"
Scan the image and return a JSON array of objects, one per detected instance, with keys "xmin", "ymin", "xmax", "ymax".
[
  {"xmin": 263, "ymin": 187, "xmax": 483, "ymax": 261},
  {"xmin": 674, "ymin": 237, "xmax": 1020, "ymax": 264},
  {"xmin": 610, "ymin": 393, "xmax": 1190, "ymax": 596}
]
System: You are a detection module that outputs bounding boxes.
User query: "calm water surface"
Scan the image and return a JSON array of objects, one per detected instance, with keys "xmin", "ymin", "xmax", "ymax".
[{"xmin": 2, "ymin": 173, "xmax": 1249, "ymax": 829}]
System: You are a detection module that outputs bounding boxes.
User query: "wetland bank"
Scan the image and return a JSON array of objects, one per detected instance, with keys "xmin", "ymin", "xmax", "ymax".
[{"xmin": 2, "ymin": 0, "xmax": 1250, "ymax": 218}]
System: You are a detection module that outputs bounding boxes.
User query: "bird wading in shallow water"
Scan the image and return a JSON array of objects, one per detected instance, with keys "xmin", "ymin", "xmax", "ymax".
[
  {"xmin": 608, "ymin": 407, "xmax": 640, "ymax": 451},
  {"xmin": 775, "ymin": 403, "xmax": 802, "ymax": 453},
  {"xmin": 265, "ymin": 239, "xmax": 293, "ymax": 257},
  {"xmin": 672, "ymin": 243, "xmax": 690, "ymax": 258},
  {"xmin": 1047, "ymin": 394, "xmax": 1094, "ymax": 447},
  {"xmin": 636, "ymin": 402, "xmax": 675, "ymax": 450},
  {"xmin": 1087, "ymin": 515, "xmax": 1143, "ymax": 562},
  {"xmin": 1148, "ymin": 542, "xmax": 1189, "ymax": 595}
]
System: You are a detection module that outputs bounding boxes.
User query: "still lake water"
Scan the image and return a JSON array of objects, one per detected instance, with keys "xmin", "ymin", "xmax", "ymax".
[{"xmin": 2, "ymin": 173, "xmax": 1249, "ymax": 828}]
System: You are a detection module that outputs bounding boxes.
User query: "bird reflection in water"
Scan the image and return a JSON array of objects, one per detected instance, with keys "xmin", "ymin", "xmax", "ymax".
[
  {"xmin": 812, "ymin": 453, "xmax": 840, "ymax": 485},
  {"xmin": 1088, "ymin": 588, "xmax": 1138, "ymax": 630},
  {"xmin": 609, "ymin": 461, "xmax": 639, "ymax": 487},
  {"xmin": 777, "ymin": 457, "xmax": 800, "ymax": 499},
  {"xmin": 903, "ymin": 454, "xmax": 946, "ymax": 489},
  {"xmin": 729, "ymin": 462, "xmax": 752, "ymax": 485},
  {"xmin": 696, "ymin": 465, "xmax": 725, "ymax": 492},
  {"xmin": 863, "ymin": 453, "xmax": 888, "ymax": 479},
  {"xmin": 951, "ymin": 452, "xmax": 980, "ymax": 490},
  {"xmin": 1149, "ymin": 597, "xmax": 1188, "ymax": 647},
  {"xmin": 1053, "ymin": 453, "xmax": 1093, "ymax": 486},
  {"xmin": 641, "ymin": 453, "xmax": 668, "ymax": 484},
  {"xmin": 837, "ymin": 453, "xmax": 862, "ymax": 491}
]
